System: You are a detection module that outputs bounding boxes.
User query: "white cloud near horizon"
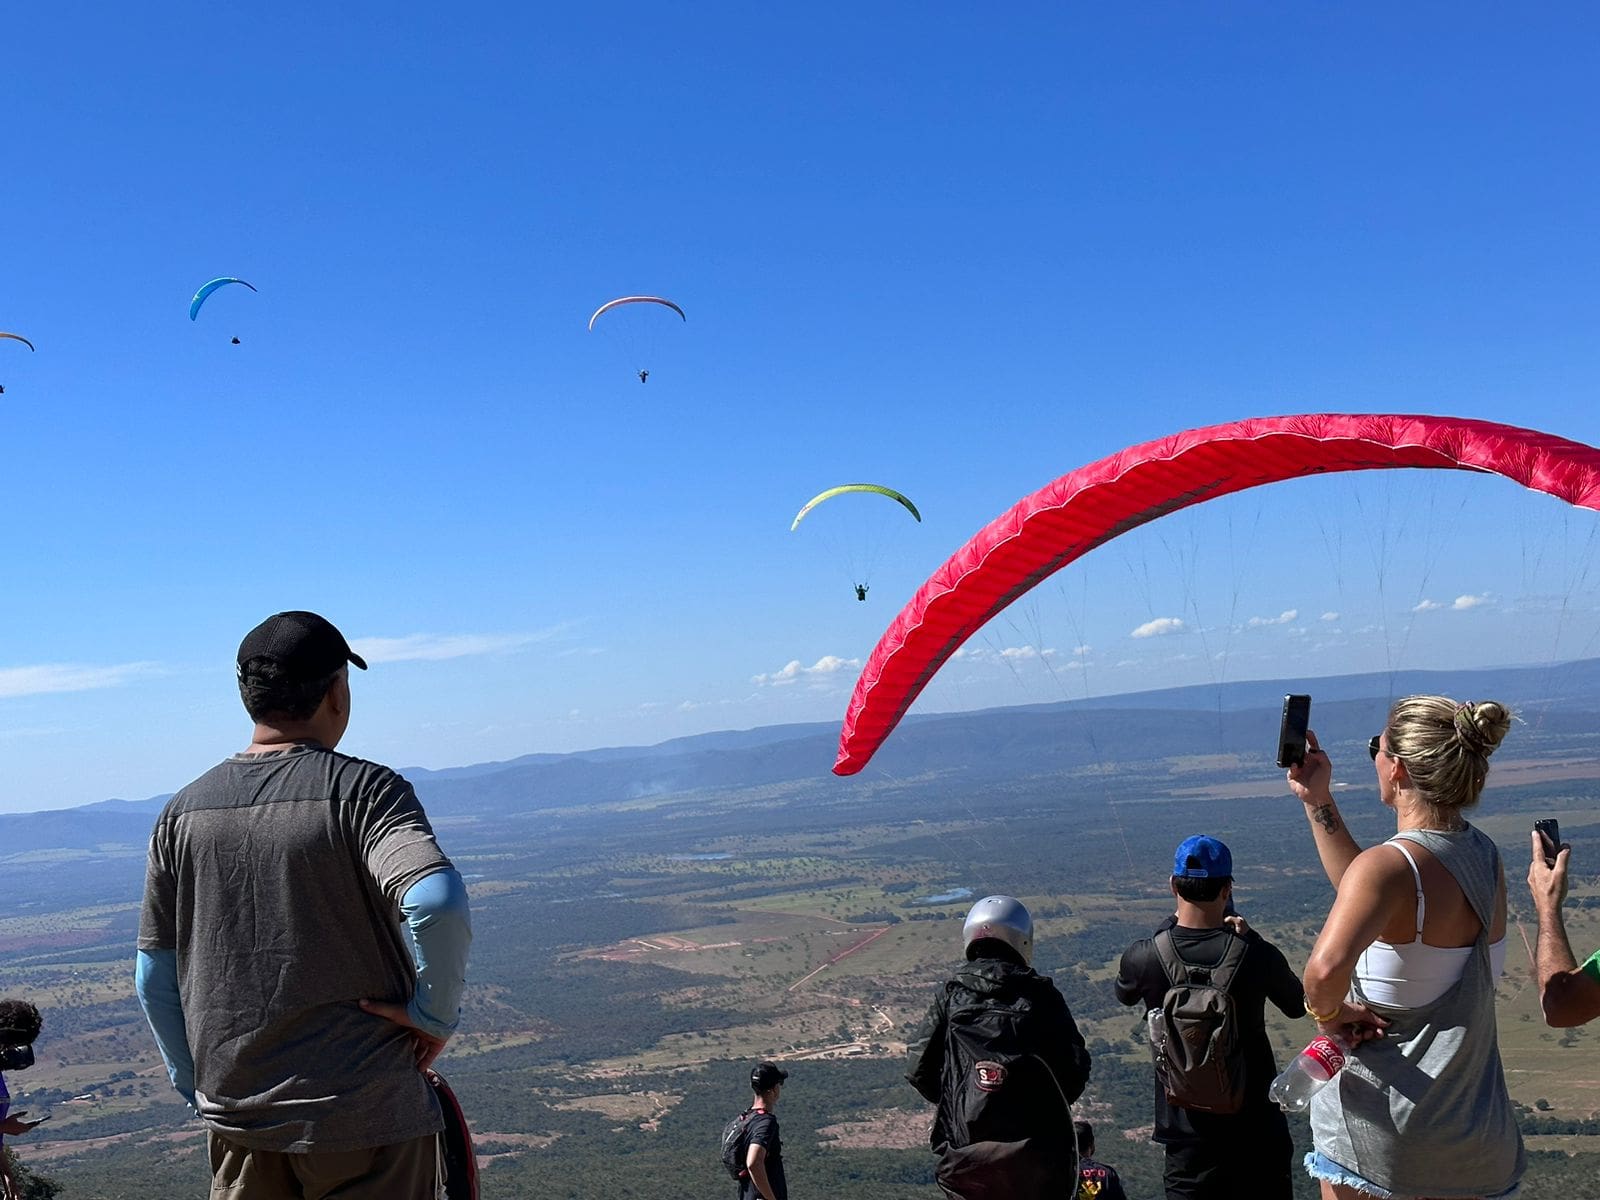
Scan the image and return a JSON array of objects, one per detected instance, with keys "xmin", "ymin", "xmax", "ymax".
[
  {"xmin": 1131, "ymin": 617, "xmax": 1185, "ymax": 639},
  {"xmin": 0, "ymin": 661, "xmax": 161, "ymax": 700},
  {"xmin": 952, "ymin": 645, "xmax": 1070, "ymax": 666},
  {"xmin": 752, "ymin": 655, "xmax": 861, "ymax": 687},
  {"xmin": 1247, "ymin": 609, "xmax": 1298, "ymax": 628},
  {"xmin": 352, "ymin": 631, "xmax": 560, "ymax": 664},
  {"xmin": 1452, "ymin": 594, "xmax": 1491, "ymax": 610},
  {"xmin": 1412, "ymin": 599, "xmax": 1443, "ymax": 612},
  {"xmin": 1321, "ymin": 612, "xmax": 1340, "ymax": 622},
  {"xmin": 1000, "ymin": 646, "xmax": 1057, "ymax": 661}
]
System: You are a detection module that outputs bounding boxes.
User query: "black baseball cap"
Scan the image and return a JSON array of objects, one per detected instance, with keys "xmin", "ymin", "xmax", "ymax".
[
  {"xmin": 751, "ymin": 1062, "xmax": 788, "ymax": 1091},
  {"xmin": 237, "ymin": 611, "xmax": 367, "ymax": 683}
]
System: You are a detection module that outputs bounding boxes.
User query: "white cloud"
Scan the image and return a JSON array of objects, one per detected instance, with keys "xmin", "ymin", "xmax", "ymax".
[
  {"xmin": 0, "ymin": 661, "xmax": 160, "ymax": 700},
  {"xmin": 1131, "ymin": 617, "xmax": 1186, "ymax": 639},
  {"xmin": 677, "ymin": 696, "xmax": 752, "ymax": 713},
  {"xmin": 352, "ymin": 631, "xmax": 557, "ymax": 664},
  {"xmin": 1412, "ymin": 599, "xmax": 1443, "ymax": 613},
  {"xmin": 1246, "ymin": 609, "xmax": 1298, "ymax": 628},
  {"xmin": 1452, "ymin": 594, "xmax": 1491, "ymax": 610},
  {"xmin": 1073, "ymin": 644, "xmax": 1092, "ymax": 657},
  {"xmin": 752, "ymin": 655, "xmax": 861, "ymax": 687},
  {"xmin": 999, "ymin": 646, "xmax": 1056, "ymax": 661},
  {"xmin": 1321, "ymin": 612, "xmax": 1340, "ymax": 622}
]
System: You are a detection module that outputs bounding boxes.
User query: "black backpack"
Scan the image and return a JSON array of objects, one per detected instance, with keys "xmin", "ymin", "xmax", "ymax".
[
  {"xmin": 720, "ymin": 1107, "xmax": 755, "ymax": 1181},
  {"xmin": 942, "ymin": 992, "xmax": 1072, "ymax": 1149},
  {"xmin": 1146, "ymin": 929, "xmax": 1249, "ymax": 1114}
]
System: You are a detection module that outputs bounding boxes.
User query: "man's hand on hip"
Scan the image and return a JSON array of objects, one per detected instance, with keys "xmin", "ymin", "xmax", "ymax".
[{"xmin": 360, "ymin": 998, "xmax": 450, "ymax": 1073}]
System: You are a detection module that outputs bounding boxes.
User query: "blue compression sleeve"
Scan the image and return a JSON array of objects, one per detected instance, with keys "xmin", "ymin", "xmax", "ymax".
[
  {"xmin": 401, "ymin": 868, "xmax": 472, "ymax": 1040},
  {"xmin": 134, "ymin": 949, "xmax": 196, "ymax": 1108}
]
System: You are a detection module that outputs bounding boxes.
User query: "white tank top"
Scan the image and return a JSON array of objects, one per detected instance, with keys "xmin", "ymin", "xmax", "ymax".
[{"xmin": 1354, "ymin": 839, "xmax": 1507, "ymax": 1008}]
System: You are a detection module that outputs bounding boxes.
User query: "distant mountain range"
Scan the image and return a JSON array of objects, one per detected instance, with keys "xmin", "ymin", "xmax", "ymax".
[{"xmin": 5, "ymin": 657, "xmax": 1599, "ymax": 857}]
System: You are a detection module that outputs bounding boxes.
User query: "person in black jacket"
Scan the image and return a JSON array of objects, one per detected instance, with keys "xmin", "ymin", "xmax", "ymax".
[
  {"xmin": 1115, "ymin": 836, "xmax": 1304, "ymax": 1200},
  {"xmin": 907, "ymin": 895, "xmax": 1091, "ymax": 1200}
]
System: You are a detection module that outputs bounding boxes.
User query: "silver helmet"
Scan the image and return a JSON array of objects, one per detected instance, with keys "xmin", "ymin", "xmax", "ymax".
[{"xmin": 962, "ymin": 895, "xmax": 1033, "ymax": 966}]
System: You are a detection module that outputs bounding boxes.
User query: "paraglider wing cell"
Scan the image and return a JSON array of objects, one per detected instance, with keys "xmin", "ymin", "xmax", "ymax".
[
  {"xmin": 189, "ymin": 277, "xmax": 258, "ymax": 321},
  {"xmin": 790, "ymin": 484, "xmax": 922, "ymax": 532},
  {"xmin": 0, "ymin": 333, "xmax": 36, "ymax": 352},
  {"xmin": 832, "ymin": 413, "xmax": 1600, "ymax": 775}
]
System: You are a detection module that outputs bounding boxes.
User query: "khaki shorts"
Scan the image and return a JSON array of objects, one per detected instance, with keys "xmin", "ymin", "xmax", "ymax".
[{"xmin": 208, "ymin": 1130, "xmax": 439, "ymax": 1200}]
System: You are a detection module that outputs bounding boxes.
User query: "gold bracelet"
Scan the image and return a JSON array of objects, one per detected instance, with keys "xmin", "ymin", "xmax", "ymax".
[{"xmin": 1305, "ymin": 1001, "xmax": 1343, "ymax": 1023}]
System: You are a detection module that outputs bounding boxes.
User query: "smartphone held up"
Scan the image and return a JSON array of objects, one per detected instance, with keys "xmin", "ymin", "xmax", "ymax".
[
  {"xmin": 1277, "ymin": 694, "xmax": 1311, "ymax": 769},
  {"xmin": 1534, "ymin": 819, "xmax": 1561, "ymax": 867}
]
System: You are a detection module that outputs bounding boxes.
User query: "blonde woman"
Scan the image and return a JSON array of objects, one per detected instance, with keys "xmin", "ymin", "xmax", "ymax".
[{"xmin": 1286, "ymin": 697, "xmax": 1524, "ymax": 1200}]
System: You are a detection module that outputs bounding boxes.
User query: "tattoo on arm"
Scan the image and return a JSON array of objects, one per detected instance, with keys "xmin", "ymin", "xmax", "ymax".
[{"xmin": 1312, "ymin": 805, "xmax": 1341, "ymax": 835}]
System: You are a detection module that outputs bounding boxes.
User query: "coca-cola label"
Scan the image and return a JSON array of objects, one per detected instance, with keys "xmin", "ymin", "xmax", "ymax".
[{"xmin": 1301, "ymin": 1036, "xmax": 1346, "ymax": 1079}]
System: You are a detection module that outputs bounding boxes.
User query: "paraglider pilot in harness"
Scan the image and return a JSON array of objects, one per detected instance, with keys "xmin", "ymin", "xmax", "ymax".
[
  {"xmin": 855, "ymin": 584, "xmax": 869, "ymax": 602},
  {"xmin": 906, "ymin": 895, "xmax": 1091, "ymax": 1200}
]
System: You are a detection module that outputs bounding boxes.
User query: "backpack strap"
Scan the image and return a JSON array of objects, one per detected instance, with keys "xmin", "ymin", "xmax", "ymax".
[
  {"xmin": 1152, "ymin": 928, "xmax": 1249, "ymax": 994},
  {"xmin": 1151, "ymin": 929, "xmax": 1188, "ymax": 988},
  {"xmin": 1207, "ymin": 934, "xmax": 1249, "ymax": 996}
]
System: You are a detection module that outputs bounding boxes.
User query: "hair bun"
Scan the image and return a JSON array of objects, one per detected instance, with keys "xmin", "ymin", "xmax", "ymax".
[{"xmin": 1454, "ymin": 700, "xmax": 1511, "ymax": 756}]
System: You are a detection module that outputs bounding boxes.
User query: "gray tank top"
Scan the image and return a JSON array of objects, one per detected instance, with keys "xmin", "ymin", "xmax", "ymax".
[{"xmin": 1310, "ymin": 825, "xmax": 1525, "ymax": 1197}]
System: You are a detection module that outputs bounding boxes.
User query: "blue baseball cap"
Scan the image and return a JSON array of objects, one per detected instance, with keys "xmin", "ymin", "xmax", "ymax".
[{"xmin": 1174, "ymin": 835, "xmax": 1232, "ymax": 879}]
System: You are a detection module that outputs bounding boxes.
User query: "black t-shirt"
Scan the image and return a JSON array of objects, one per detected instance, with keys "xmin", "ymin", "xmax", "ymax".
[
  {"xmin": 1115, "ymin": 921, "xmax": 1304, "ymax": 1144},
  {"xmin": 739, "ymin": 1109, "xmax": 785, "ymax": 1200}
]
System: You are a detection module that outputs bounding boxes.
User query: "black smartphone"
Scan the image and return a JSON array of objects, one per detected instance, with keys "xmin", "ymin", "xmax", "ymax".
[
  {"xmin": 1276, "ymin": 694, "xmax": 1312, "ymax": 768},
  {"xmin": 1535, "ymin": 819, "xmax": 1561, "ymax": 867}
]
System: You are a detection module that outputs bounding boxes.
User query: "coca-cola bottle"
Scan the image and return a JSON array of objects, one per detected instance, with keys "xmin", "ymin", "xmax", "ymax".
[{"xmin": 1269, "ymin": 1033, "xmax": 1351, "ymax": 1112}]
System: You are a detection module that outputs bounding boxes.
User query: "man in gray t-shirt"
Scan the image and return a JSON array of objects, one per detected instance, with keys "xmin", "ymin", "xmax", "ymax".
[{"xmin": 137, "ymin": 611, "xmax": 471, "ymax": 1200}]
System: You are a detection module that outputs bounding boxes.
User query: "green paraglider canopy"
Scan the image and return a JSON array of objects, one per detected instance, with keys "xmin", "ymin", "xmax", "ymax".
[{"xmin": 791, "ymin": 484, "xmax": 921, "ymax": 531}]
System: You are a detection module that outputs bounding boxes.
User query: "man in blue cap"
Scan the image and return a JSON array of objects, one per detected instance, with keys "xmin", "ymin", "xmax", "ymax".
[{"xmin": 1114, "ymin": 836, "xmax": 1304, "ymax": 1200}]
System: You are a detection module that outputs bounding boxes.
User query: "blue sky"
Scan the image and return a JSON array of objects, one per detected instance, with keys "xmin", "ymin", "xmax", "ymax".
[{"xmin": 4, "ymin": 4, "xmax": 1600, "ymax": 810}]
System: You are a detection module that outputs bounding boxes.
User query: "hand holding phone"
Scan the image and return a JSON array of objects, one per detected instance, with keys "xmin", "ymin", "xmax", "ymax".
[
  {"xmin": 1277, "ymin": 694, "xmax": 1312, "ymax": 768},
  {"xmin": 1534, "ymin": 819, "xmax": 1561, "ymax": 868}
]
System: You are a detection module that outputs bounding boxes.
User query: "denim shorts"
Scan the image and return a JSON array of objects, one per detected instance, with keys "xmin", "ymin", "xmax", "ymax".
[{"xmin": 1304, "ymin": 1151, "xmax": 1521, "ymax": 1199}]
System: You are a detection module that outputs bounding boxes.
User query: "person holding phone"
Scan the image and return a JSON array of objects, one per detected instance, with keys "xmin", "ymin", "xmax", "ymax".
[
  {"xmin": 1285, "ymin": 696, "xmax": 1523, "ymax": 1200},
  {"xmin": 1528, "ymin": 828, "xmax": 1600, "ymax": 1027}
]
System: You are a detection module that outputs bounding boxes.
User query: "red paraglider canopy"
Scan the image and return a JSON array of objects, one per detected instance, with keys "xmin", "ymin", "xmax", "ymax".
[{"xmin": 833, "ymin": 413, "xmax": 1600, "ymax": 776}]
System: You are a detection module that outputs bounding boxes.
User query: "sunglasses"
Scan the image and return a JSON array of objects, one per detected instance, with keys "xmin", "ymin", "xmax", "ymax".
[{"xmin": 1368, "ymin": 735, "xmax": 1382, "ymax": 761}]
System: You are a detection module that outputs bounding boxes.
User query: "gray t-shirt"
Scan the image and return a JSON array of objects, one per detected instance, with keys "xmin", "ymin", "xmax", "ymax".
[{"xmin": 139, "ymin": 743, "xmax": 452, "ymax": 1153}]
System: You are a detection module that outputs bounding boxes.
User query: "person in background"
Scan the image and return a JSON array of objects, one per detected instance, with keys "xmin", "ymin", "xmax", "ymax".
[
  {"xmin": 1115, "ymin": 836, "xmax": 1303, "ymax": 1200},
  {"xmin": 1288, "ymin": 697, "xmax": 1523, "ymax": 1199},
  {"xmin": 0, "ymin": 1000, "xmax": 45, "ymax": 1200},
  {"xmin": 1527, "ymin": 831, "xmax": 1600, "ymax": 1027},
  {"xmin": 740, "ymin": 1062, "xmax": 788, "ymax": 1200},
  {"xmin": 1074, "ymin": 1120, "xmax": 1127, "ymax": 1200},
  {"xmin": 907, "ymin": 895, "xmax": 1090, "ymax": 1200},
  {"xmin": 136, "ymin": 611, "xmax": 472, "ymax": 1200}
]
